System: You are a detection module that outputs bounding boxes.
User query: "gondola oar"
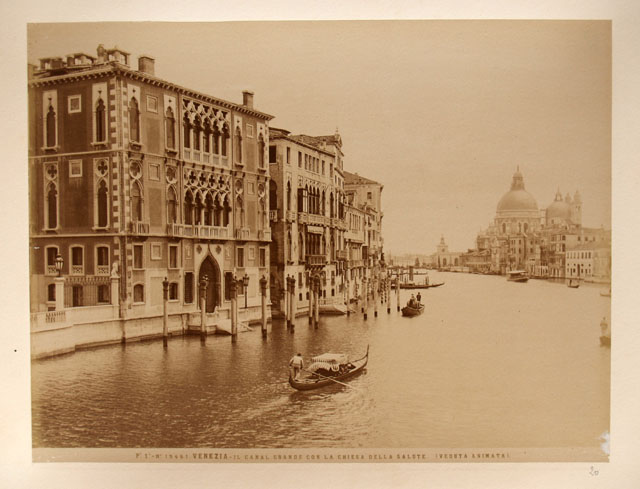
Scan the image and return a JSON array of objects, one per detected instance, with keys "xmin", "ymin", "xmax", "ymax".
[{"xmin": 301, "ymin": 369, "xmax": 359, "ymax": 390}]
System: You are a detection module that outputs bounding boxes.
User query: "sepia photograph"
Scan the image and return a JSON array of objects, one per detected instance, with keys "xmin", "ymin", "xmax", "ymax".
[
  {"xmin": 26, "ymin": 19, "xmax": 612, "ymax": 462},
  {"xmin": 3, "ymin": 1, "xmax": 640, "ymax": 487}
]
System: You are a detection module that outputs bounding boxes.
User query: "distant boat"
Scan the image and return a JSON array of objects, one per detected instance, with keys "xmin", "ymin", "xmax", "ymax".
[
  {"xmin": 567, "ymin": 278, "xmax": 580, "ymax": 288},
  {"xmin": 401, "ymin": 303, "xmax": 425, "ymax": 317},
  {"xmin": 507, "ymin": 270, "xmax": 529, "ymax": 282},
  {"xmin": 600, "ymin": 289, "xmax": 611, "ymax": 297},
  {"xmin": 600, "ymin": 336, "xmax": 611, "ymax": 347},
  {"xmin": 399, "ymin": 282, "xmax": 445, "ymax": 290}
]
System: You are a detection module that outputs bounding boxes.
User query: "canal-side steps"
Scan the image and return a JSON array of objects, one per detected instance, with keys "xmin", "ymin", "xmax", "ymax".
[{"xmin": 185, "ymin": 310, "xmax": 253, "ymax": 335}]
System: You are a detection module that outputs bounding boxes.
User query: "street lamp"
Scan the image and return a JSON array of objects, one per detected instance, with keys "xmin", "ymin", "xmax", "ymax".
[
  {"xmin": 55, "ymin": 253, "xmax": 64, "ymax": 277},
  {"xmin": 242, "ymin": 273, "xmax": 249, "ymax": 308}
]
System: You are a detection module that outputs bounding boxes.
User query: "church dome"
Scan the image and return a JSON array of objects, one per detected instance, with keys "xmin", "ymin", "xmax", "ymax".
[
  {"xmin": 496, "ymin": 169, "xmax": 538, "ymax": 212},
  {"xmin": 546, "ymin": 189, "xmax": 572, "ymax": 220}
]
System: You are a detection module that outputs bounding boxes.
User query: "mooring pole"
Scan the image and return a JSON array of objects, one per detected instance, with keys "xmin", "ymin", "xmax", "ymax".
[
  {"xmin": 230, "ymin": 277, "xmax": 237, "ymax": 343},
  {"xmin": 396, "ymin": 278, "xmax": 401, "ymax": 311},
  {"xmin": 200, "ymin": 276, "xmax": 208, "ymax": 344},
  {"xmin": 374, "ymin": 275, "xmax": 378, "ymax": 318},
  {"xmin": 290, "ymin": 276, "xmax": 296, "ymax": 332},
  {"xmin": 162, "ymin": 277, "xmax": 169, "ymax": 348},
  {"xmin": 363, "ymin": 276, "xmax": 368, "ymax": 320},
  {"xmin": 314, "ymin": 276, "xmax": 320, "ymax": 328},
  {"xmin": 260, "ymin": 275, "xmax": 268, "ymax": 338},
  {"xmin": 345, "ymin": 276, "xmax": 350, "ymax": 316}
]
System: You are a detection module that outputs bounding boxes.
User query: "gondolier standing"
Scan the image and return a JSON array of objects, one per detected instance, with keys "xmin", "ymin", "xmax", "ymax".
[
  {"xmin": 289, "ymin": 353, "xmax": 304, "ymax": 380},
  {"xmin": 416, "ymin": 292, "xmax": 422, "ymax": 303}
]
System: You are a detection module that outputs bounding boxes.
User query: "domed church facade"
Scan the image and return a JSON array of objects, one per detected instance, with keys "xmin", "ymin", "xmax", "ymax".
[{"xmin": 473, "ymin": 168, "xmax": 586, "ymax": 276}]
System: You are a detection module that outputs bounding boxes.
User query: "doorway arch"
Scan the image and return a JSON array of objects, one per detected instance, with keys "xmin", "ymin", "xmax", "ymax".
[{"xmin": 198, "ymin": 255, "xmax": 221, "ymax": 313}]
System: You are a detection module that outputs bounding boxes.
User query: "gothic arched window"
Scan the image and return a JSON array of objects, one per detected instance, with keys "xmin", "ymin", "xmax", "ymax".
[
  {"xmin": 96, "ymin": 99, "xmax": 106, "ymax": 142},
  {"xmin": 184, "ymin": 192, "xmax": 193, "ymax": 225},
  {"xmin": 97, "ymin": 180, "xmax": 108, "ymax": 227},
  {"xmin": 183, "ymin": 113, "xmax": 191, "ymax": 149},
  {"xmin": 165, "ymin": 107, "xmax": 176, "ymax": 149},
  {"xmin": 131, "ymin": 183, "xmax": 142, "ymax": 221},
  {"xmin": 235, "ymin": 128, "xmax": 242, "ymax": 163},
  {"xmin": 46, "ymin": 105, "xmax": 56, "ymax": 147},
  {"xmin": 129, "ymin": 98, "xmax": 140, "ymax": 142},
  {"xmin": 167, "ymin": 187, "xmax": 177, "ymax": 224},
  {"xmin": 258, "ymin": 134, "xmax": 265, "ymax": 168},
  {"xmin": 46, "ymin": 183, "xmax": 57, "ymax": 229}
]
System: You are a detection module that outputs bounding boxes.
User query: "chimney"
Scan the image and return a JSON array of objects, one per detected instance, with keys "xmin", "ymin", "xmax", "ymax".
[
  {"xmin": 138, "ymin": 55, "xmax": 155, "ymax": 76},
  {"xmin": 242, "ymin": 90, "xmax": 254, "ymax": 109}
]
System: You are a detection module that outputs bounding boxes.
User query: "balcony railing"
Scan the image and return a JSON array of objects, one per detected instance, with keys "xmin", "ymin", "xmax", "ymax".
[
  {"xmin": 306, "ymin": 255, "xmax": 326, "ymax": 266},
  {"xmin": 269, "ymin": 210, "xmax": 278, "ymax": 221},
  {"xmin": 235, "ymin": 228, "xmax": 250, "ymax": 240},
  {"xmin": 130, "ymin": 221, "xmax": 150, "ymax": 235},
  {"xmin": 286, "ymin": 210, "xmax": 297, "ymax": 222},
  {"xmin": 348, "ymin": 259, "xmax": 364, "ymax": 268},
  {"xmin": 258, "ymin": 229, "xmax": 272, "ymax": 241},
  {"xmin": 298, "ymin": 212, "xmax": 308, "ymax": 224},
  {"xmin": 337, "ymin": 250, "xmax": 348, "ymax": 260},
  {"xmin": 196, "ymin": 225, "xmax": 230, "ymax": 239},
  {"xmin": 167, "ymin": 223, "xmax": 229, "ymax": 239}
]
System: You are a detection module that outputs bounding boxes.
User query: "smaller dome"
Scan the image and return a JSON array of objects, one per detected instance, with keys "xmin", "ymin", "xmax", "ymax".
[{"xmin": 546, "ymin": 200, "xmax": 571, "ymax": 220}]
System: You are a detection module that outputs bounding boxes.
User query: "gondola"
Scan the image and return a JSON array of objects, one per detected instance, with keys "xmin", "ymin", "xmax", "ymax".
[
  {"xmin": 600, "ymin": 335, "xmax": 611, "ymax": 347},
  {"xmin": 288, "ymin": 346, "xmax": 369, "ymax": 391},
  {"xmin": 567, "ymin": 279, "xmax": 580, "ymax": 289},
  {"xmin": 401, "ymin": 303, "xmax": 425, "ymax": 317},
  {"xmin": 399, "ymin": 282, "xmax": 445, "ymax": 289}
]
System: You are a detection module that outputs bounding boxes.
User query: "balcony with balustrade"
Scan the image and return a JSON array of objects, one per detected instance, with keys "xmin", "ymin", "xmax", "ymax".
[
  {"xmin": 258, "ymin": 229, "xmax": 272, "ymax": 241},
  {"xmin": 269, "ymin": 210, "xmax": 278, "ymax": 222},
  {"xmin": 336, "ymin": 250, "xmax": 348, "ymax": 261},
  {"xmin": 130, "ymin": 221, "xmax": 150, "ymax": 236},
  {"xmin": 235, "ymin": 228, "xmax": 251, "ymax": 240},
  {"xmin": 305, "ymin": 255, "xmax": 327, "ymax": 267}
]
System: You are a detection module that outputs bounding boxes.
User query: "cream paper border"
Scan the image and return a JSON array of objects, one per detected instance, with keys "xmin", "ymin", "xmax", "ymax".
[{"xmin": 3, "ymin": 1, "xmax": 639, "ymax": 488}]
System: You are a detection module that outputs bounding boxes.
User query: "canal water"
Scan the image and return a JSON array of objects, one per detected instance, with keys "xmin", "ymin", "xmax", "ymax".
[{"xmin": 31, "ymin": 271, "xmax": 610, "ymax": 450}]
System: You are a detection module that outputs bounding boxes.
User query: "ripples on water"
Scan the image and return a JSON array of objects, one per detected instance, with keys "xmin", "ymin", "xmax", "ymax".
[{"xmin": 32, "ymin": 272, "xmax": 610, "ymax": 449}]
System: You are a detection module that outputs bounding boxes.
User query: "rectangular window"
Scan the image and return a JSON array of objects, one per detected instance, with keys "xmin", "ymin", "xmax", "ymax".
[
  {"xmin": 47, "ymin": 283, "xmax": 56, "ymax": 302},
  {"xmin": 286, "ymin": 147, "xmax": 291, "ymax": 164},
  {"xmin": 298, "ymin": 151, "xmax": 302, "ymax": 168},
  {"xmin": 169, "ymin": 245, "xmax": 178, "ymax": 269},
  {"xmin": 69, "ymin": 159, "xmax": 83, "ymax": 178},
  {"xmin": 133, "ymin": 244, "xmax": 144, "ymax": 269},
  {"xmin": 237, "ymin": 247, "xmax": 244, "ymax": 268},
  {"xmin": 269, "ymin": 145, "xmax": 277, "ymax": 163},
  {"xmin": 71, "ymin": 247, "xmax": 83, "ymax": 266},
  {"xmin": 146, "ymin": 95, "xmax": 158, "ymax": 113},
  {"xmin": 169, "ymin": 282, "xmax": 178, "ymax": 301},
  {"xmin": 96, "ymin": 246, "xmax": 109, "ymax": 275},
  {"xmin": 46, "ymin": 246, "xmax": 58, "ymax": 275},
  {"xmin": 97, "ymin": 285, "xmax": 110, "ymax": 303},
  {"xmin": 367, "ymin": 192, "xmax": 372, "ymax": 200},
  {"xmin": 260, "ymin": 248, "xmax": 266, "ymax": 267},
  {"xmin": 68, "ymin": 95, "xmax": 82, "ymax": 114},
  {"xmin": 133, "ymin": 284, "xmax": 144, "ymax": 303},
  {"xmin": 246, "ymin": 124, "xmax": 254, "ymax": 138},
  {"xmin": 184, "ymin": 272, "xmax": 194, "ymax": 304}
]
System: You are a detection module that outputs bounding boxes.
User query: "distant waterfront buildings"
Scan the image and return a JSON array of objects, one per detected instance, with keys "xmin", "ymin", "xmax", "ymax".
[{"xmin": 464, "ymin": 168, "xmax": 610, "ymax": 281}]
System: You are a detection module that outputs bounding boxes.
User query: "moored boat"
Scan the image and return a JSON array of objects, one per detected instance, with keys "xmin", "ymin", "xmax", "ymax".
[
  {"xmin": 401, "ymin": 303, "xmax": 425, "ymax": 317},
  {"xmin": 288, "ymin": 346, "xmax": 369, "ymax": 391},
  {"xmin": 399, "ymin": 282, "xmax": 445, "ymax": 289},
  {"xmin": 507, "ymin": 270, "xmax": 529, "ymax": 282},
  {"xmin": 567, "ymin": 279, "xmax": 580, "ymax": 288}
]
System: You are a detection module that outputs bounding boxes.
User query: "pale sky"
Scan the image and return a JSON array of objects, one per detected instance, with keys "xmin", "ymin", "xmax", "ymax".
[{"xmin": 28, "ymin": 21, "xmax": 611, "ymax": 254}]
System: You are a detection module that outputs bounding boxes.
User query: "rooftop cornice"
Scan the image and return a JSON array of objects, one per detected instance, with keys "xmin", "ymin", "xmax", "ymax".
[{"xmin": 29, "ymin": 63, "xmax": 274, "ymax": 121}]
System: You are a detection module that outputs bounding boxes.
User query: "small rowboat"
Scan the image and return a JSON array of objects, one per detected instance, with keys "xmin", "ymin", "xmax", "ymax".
[
  {"xmin": 289, "ymin": 346, "xmax": 369, "ymax": 391},
  {"xmin": 401, "ymin": 303, "xmax": 425, "ymax": 317},
  {"xmin": 567, "ymin": 279, "xmax": 580, "ymax": 289}
]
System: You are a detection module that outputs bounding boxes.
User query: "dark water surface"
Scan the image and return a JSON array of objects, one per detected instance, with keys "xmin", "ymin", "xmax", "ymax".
[{"xmin": 32, "ymin": 272, "xmax": 610, "ymax": 449}]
